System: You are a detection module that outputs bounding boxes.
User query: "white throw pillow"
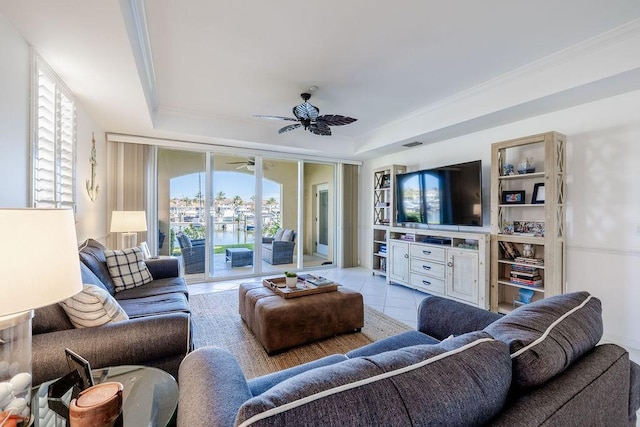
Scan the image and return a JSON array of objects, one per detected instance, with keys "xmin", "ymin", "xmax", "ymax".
[
  {"xmin": 104, "ymin": 247, "xmax": 153, "ymax": 292},
  {"xmin": 59, "ymin": 284, "xmax": 129, "ymax": 328}
]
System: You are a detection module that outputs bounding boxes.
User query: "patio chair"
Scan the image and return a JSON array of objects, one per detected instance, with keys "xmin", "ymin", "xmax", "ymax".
[
  {"xmin": 177, "ymin": 232, "xmax": 205, "ymax": 274},
  {"xmin": 262, "ymin": 228, "xmax": 296, "ymax": 265}
]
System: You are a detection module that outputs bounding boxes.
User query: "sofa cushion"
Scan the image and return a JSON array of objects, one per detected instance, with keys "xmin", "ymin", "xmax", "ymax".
[
  {"xmin": 33, "ymin": 303, "xmax": 75, "ymax": 334},
  {"xmin": 117, "ymin": 292, "xmax": 190, "ymax": 318},
  {"xmin": 484, "ymin": 291, "xmax": 603, "ymax": 390},
  {"xmin": 345, "ymin": 330, "xmax": 439, "ymax": 358},
  {"xmin": 280, "ymin": 229, "xmax": 293, "ymax": 242},
  {"xmin": 273, "ymin": 228, "xmax": 284, "ymax": 241},
  {"xmin": 78, "ymin": 238, "xmax": 117, "ymax": 295},
  {"xmin": 104, "ymin": 247, "xmax": 153, "ymax": 292},
  {"xmin": 59, "ymin": 283, "xmax": 129, "ymax": 328},
  {"xmin": 178, "ymin": 233, "xmax": 192, "ymax": 248},
  {"xmin": 114, "ymin": 276, "xmax": 189, "ymax": 300},
  {"xmin": 235, "ymin": 331, "xmax": 511, "ymax": 426}
]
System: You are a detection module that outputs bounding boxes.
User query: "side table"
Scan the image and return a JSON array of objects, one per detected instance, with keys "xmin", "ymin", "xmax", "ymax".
[{"xmin": 32, "ymin": 366, "xmax": 178, "ymax": 427}]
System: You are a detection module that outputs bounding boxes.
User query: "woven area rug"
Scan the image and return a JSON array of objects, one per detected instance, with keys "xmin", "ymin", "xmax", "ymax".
[{"xmin": 190, "ymin": 289, "xmax": 411, "ymax": 379}]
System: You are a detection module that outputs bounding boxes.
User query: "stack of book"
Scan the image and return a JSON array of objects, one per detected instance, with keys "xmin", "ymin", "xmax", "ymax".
[
  {"xmin": 514, "ymin": 257, "xmax": 544, "ymax": 266},
  {"xmin": 379, "ymin": 244, "xmax": 387, "ymax": 254},
  {"xmin": 510, "ymin": 264, "xmax": 543, "ymax": 287}
]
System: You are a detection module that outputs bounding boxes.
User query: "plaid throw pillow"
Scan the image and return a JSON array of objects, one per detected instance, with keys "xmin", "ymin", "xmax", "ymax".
[{"xmin": 104, "ymin": 247, "xmax": 153, "ymax": 292}]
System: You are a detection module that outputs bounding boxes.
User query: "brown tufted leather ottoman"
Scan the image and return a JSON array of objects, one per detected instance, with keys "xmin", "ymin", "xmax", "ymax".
[{"xmin": 239, "ymin": 282, "xmax": 364, "ymax": 354}]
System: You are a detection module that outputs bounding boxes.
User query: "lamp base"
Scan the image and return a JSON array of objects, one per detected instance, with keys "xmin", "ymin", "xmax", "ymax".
[
  {"xmin": 0, "ymin": 310, "xmax": 34, "ymax": 425},
  {"xmin": 121, "ymin": 233, "xmax": 138, "ymax": 250}
]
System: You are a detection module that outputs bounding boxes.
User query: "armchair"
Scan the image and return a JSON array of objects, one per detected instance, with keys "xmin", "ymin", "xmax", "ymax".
[
  {"xmin": 262, "ymin": 228, "xmax": 296, "ymax": 265},
  {"xmin": 177, "ymin": 233, "xmax": 205, "ymax": 274}
]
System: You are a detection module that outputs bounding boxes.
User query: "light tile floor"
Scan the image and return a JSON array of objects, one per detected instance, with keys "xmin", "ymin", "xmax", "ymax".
[{"xmin": 187, "ymin": 266, "xmax": 427, "ymax": 330}]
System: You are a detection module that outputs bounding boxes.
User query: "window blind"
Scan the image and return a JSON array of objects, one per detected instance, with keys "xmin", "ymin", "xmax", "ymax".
[{"xmin": 32, "ymin": 55, "xmax": 76, "ymax": 209}]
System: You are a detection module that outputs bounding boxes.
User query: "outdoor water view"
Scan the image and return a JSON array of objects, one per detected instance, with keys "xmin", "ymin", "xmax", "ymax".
[
  {"xmin": 157, "ymin": 149, "xmax": 335, "ymax": 280},
  {"xmin": 168, "ymin": 175, "xmax": 281, "ymax": 256}
]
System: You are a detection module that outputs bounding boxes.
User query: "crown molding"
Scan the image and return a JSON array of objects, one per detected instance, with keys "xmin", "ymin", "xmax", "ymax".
[{"xmin": 120, "ymin": 0, "xmax": 158, "ymax": 119}]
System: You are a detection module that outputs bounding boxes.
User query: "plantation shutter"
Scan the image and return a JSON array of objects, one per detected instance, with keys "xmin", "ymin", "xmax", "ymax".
[{"xmin": 33, "ymin": 55, "xmax": 76, "ymax": 209}]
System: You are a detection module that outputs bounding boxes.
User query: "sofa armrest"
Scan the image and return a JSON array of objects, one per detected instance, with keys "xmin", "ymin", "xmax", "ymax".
[
  {"xmin": 417, "ymin": 295, "xmax": 500, "ymax": 340},
  {"xmin": 178, "ymin": 347, "xmax": 252, "ymax": 427},
  {"xmin": 32, "ymin": 312, "xmax": 191, "ymax": 385},
  {"xmin": 262, "ymin": 237, "xmax": 275, "ymax": 244},
  {"xmin": 145, "ymin": 257, "xmax": 180, "ymax": 279},
  {"xmin": 190, "ymin": 238, "xmax": 205, "ymax": 246}
]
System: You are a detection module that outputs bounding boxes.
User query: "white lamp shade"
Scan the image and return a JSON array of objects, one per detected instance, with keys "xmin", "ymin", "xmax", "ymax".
[
  {"xmin": 110, "ymin": 211, "xmax": 147, "ymax": 232},
  {"xmin": 0, "ymin": 208, "xmax": 83, "ymax": 317}
]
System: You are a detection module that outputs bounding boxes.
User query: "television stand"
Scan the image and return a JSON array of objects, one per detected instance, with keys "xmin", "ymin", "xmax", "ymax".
[{"xmin": 385, "ymin": 228, "xmax": 490, "ymax": 309}]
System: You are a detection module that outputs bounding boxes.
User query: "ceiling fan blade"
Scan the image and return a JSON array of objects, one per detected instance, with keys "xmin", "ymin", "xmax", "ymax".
[
  {"xmin": 309, "ymin": 122, "xmax": 332, "ymax": 136},
  {"xmin": 236, "ymin": 165, "xmax": 246, "ymax": 169},
  {"xmin": 253, "ymin": 115, "xmax": 298, "ymax": 122},
  {"xmin": 316, "ymin": 115, "xmax": 357, "ymax": 126},
  {"xmin": 278, "ymin": 123, "xmax": 301, "ymax": 134},
  {"xmin": 292, "ymin": 102, "xmax": 319, "ymax": 121},
  {"xmin": 226, "ymin": 161, "xmax": 247, "ymax": 164}
]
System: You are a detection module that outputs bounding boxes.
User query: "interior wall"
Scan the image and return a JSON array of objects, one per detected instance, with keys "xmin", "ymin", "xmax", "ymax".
[
  {"xmin": 361, "ymin": 88, "xmax": 640, "ymax": 353},
  {"xmin": 0, "ymin": 15, "xmax": 108, "ymax": 243}
]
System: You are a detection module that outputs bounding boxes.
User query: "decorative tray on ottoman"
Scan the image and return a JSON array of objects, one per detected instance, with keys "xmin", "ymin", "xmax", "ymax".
[{"xmin": 262, "ymin": 276, "xmax": 338, "ymax": 299}]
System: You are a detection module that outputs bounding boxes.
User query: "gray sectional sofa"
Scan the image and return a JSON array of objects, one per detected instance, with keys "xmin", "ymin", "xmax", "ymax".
[
  {"xmin": 32, "ymin": 239, "xmax": 192, "ymax": 385},
  {"xmin": 178, "ymin": 292, "xmax": 640, "ymax": 426}
]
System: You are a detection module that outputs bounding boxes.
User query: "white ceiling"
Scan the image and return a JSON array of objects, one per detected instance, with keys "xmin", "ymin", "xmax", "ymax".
[{"xmin": 2, "ymin": 0, "xmax": 640, "ymax": 160}]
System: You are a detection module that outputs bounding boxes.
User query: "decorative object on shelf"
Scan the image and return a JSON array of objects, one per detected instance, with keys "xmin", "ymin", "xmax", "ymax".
[
  {"xmin": 501, "ymin": 190, "xmax": 526, "ymax": 204},
  {"xmin": 501, "ymin": 163, "xmax": 515, "ymax": 176},
  {"xmin": 532, "ymin": 183, "xmax": 545, "ymax": 204},
  {"xmin": 0, "ymin": 209, "xmax": 83, "ymax": 424},
  {"xmin": 517, "ymin": 157, "xmax": 535, "ymax": 174},
  {"xmin": 380, "ymin": 174, "xmax": 391, "ymax": 188},
  {"xmin": 499, "ymin": 241, "xmax": 520, "ymax": 260},
  {"xmin": 513, "ymin": 221, "xmax": 545, "ymax": 237},
  {"xmin": 501, "ymin": 221, "xmax": 514, "ymax": 234},
  {"xmin": 110, "ymin": 211, "xmax": 147, "ymax": 249},
  {"xmin": 522, "ymin": 243, "xmax": 535, "ymax": 258},
  {"xmin": 518, "ymin": 288, "xmax": 535, "ymax": 304},
  {"xmin": 85, "ymin": 133, "xmax": 99, "ymax": 202}
]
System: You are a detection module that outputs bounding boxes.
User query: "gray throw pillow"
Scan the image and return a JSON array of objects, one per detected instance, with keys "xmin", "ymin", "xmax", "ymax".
[{"xmin": 485, "ymin": 291, "xmax": 603, "ymax": 390}]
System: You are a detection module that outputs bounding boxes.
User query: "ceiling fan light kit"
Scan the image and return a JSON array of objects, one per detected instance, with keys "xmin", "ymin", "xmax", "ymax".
[{"xmin": 255, "ymin": 93, "xmax": 357, "ymax": 136}]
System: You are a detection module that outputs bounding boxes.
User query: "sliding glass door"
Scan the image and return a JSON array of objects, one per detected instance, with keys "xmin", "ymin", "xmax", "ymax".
[{"xmin": 155, "ymin": 146, "xmax": 338, "ymax": 282}]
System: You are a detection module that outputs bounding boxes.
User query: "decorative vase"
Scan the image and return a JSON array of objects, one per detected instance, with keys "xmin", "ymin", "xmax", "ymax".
[
  {"xmin": 522, "ymin": 244, "xmax": 535, "ymax": 258},
  {"xmin": 285, "ymin": 277, "xmax": 297, "ymax": 288}
]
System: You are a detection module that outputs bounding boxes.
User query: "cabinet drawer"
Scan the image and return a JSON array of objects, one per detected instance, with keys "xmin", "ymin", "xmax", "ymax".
[
  {"xmin": 410, "ymin": 245, "xmax": 446, "ymax": 262},
  {"xmin": 410, "ymin": 273, "xmax": 445, "ymax": 294},
  {"xmin": 410, "ymin": 258, "xmax": 445, "ymax": 279}
]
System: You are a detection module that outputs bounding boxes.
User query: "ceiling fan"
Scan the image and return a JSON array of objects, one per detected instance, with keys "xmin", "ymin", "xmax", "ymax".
[
  {"xmin": 226, "ymin": 157, "xmax": 271, "ymax": 171},
  {"xmin": 254, "ymin": 93, "xmax": 357, "ymax": 136}
]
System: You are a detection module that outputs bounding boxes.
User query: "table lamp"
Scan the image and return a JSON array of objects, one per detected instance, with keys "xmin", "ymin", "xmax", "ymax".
[
  {"xmin": 110, "ymin": 211, "xmax": 147, "ymax": 249},
  {"xmin": 0, "ymin": 208, "xmax": 83, "ymax": 425}
]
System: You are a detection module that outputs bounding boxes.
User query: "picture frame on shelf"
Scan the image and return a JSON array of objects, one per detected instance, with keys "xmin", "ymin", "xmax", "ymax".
[
  {"xmin": 501, "ymin": 190, "xmax": 526, "ymax": 204},
  {"xmin": 380, "ymin": 174, "xmax": 391, "ymax": 188},
  {"xmin": 501, "ymin": 221, "xmax": 514, "ymax": 234},
  {"xmin": 532, "ymin": 183, "xmax": 545, "ymax": 204},
  {"xmin": 513, "ymin": 220, "xmax": 545, "ymax": 237}
]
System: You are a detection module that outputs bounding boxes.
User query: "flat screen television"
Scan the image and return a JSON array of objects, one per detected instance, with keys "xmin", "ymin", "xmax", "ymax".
[{"xmin": 396, "ymin": 160, "xmax": 483, "ymax": 226}]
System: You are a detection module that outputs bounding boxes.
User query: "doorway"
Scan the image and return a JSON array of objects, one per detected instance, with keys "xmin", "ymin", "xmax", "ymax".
[{"xmin": 316, "ymin": 183, "xmax": 329, "ymax": 257}]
